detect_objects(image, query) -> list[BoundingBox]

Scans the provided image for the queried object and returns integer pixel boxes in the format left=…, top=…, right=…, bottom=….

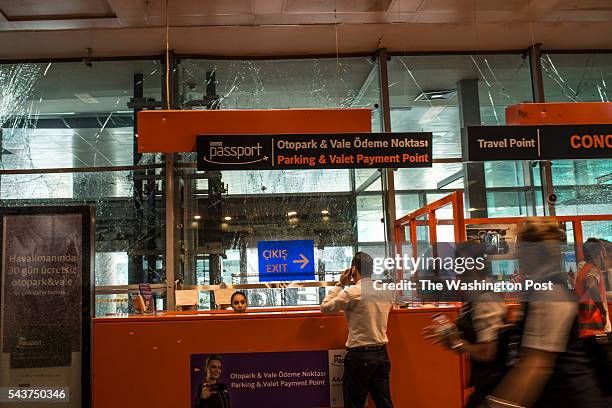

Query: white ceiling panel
left=0, top=0, right=610, bottom=58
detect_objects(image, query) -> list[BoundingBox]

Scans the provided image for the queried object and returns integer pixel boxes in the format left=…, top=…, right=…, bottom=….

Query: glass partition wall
left=2, top=51, right=611, bottom=312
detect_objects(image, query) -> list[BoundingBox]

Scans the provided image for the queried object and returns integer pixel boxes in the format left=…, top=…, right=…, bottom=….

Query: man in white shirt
left=320, top=252, right=394, bottom=408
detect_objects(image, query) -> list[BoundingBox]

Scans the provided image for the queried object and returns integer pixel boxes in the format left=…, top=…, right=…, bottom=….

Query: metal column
left=377, top=48, right=397, bottom=258
left=458, top=79, right=488, bottom=219
left=529, top=44, right=556, bottom=216
left=164, top=153, right=176, bottom=309
left=129, top=73, right=146, bottom=283
left=163, top=51, right=179, bottom=310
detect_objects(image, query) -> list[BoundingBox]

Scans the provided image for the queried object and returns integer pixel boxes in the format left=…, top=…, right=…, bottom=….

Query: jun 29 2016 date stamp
left=0, top=387, right=69, bottom=403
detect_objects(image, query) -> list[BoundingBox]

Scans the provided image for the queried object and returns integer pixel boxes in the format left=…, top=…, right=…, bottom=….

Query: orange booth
left=93, top=307, right=465, bottom=408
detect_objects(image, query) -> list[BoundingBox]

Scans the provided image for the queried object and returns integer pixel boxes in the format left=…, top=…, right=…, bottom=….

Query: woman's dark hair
left=351, top=252, right=373, bottom=278
left=230, top=291, right=247, bottom=304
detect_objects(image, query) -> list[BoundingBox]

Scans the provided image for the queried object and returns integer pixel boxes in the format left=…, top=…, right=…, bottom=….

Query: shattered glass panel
left=541, top=53, right=612, bottom=102
left=179, top=58, right=380, bottom=111
left=221, top=169, right=350, bottom=194
left=551, top=159, right=612, bottom=216
left=0, top=60, right=165, bottom=310
left=181, top=167, right=359, bottom=299
left=0, top=168, right=166, bottom=297
left=177, top=58, right=382, bottom=308
left=388, top=54, right=534, bottom=216
left=0, top=60, right=163, bottom=169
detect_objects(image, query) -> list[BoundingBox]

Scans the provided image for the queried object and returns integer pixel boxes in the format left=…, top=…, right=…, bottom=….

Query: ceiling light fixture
left=287, top=211, right=297, bottom=217
left=194, top=215, right=202, bottom=220
left=414, top=90, right=457, bottom=102
left=321, top=210, right=329, bottom=215
left=224, top=216, right=232, bottom=221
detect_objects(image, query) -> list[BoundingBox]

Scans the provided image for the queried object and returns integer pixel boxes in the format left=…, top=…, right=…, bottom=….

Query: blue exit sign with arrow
left=257, top=240, right=315, bottom=281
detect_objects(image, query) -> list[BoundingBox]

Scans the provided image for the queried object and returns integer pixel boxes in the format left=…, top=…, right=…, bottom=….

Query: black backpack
left=455, top=301, right=524, bottom=388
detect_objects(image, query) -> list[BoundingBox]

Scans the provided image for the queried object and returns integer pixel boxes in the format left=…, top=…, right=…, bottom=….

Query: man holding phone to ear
left=320, top=252, right=394, bottom=408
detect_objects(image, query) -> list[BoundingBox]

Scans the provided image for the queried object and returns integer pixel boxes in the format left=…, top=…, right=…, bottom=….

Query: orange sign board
left=137, top=109, right=372, bottom=153
left=506, top=102, right=612, bottom=125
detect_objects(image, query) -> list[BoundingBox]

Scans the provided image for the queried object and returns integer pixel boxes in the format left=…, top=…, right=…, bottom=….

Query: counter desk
left=93, top=306, right=465, bottom=408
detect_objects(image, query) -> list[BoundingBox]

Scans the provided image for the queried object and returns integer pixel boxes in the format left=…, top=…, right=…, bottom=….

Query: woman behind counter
left=230, top=291, right=248, bottom=313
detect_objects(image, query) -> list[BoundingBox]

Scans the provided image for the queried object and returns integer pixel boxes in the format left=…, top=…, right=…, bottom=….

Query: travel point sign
left=257, top=240, right=315, bottom=281
left=196, top=132, right=432, bottom=171
left=467, top=124, right=612, bottom=161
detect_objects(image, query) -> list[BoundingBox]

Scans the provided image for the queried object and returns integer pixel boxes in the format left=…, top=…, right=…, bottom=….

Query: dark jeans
left=343, top=348, right=393, bottom=408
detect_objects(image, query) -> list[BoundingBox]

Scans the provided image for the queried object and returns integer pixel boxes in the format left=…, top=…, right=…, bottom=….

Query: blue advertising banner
left=191, top=350, right=346, bottom=408
left=257, top=239, right=315, bottom=281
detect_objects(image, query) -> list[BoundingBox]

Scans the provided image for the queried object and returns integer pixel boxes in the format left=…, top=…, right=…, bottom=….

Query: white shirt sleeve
left=320, top=286, right=353, bottom=313
left=521, top=300, right=577, bottom=353
left=472, top=301, right=507, bottom=343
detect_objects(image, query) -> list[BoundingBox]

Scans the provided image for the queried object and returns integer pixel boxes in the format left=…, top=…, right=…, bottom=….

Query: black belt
left=346, top=344, right=386, bottom=352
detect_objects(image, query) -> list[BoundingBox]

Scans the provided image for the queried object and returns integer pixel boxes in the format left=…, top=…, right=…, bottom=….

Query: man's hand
left=338, top=267, right=353, bottom=287
left=421, top=324, right=444, bottom=345
left=200, top=383, right=213, bottom=400
left=421, top=323, right=461, bottom=349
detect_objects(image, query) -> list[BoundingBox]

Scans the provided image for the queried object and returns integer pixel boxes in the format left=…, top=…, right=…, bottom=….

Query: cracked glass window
left=177, top=58, right=382, bottom=309
left=550, top=159, right=612, bottom=217
left=1, top=61, right=162, bottom=169
left=541, top=53, right=612, bottom=103
left=388, top=54, right=536, bottom=217
left=0, top=61, right=165, bottom=316
left=541, top=53, right=612, bottom=219
left=0, top=168, right=166, bottom=316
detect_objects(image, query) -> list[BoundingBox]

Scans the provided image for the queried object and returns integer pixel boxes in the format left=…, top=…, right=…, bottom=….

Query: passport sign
left=257, top=240, right=315, bottom=281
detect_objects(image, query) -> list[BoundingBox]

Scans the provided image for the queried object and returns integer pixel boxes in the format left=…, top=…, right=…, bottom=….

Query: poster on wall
left=190, top=350, right=346, bottom=408
left=0, top=207, right=92, bottom=407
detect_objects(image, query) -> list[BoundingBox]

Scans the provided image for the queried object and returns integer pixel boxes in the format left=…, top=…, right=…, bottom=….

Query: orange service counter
left=93, top=307, right=464, bottom=408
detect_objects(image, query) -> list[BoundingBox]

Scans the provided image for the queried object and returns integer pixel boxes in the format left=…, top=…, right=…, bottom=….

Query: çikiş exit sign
left=257, top=240, right=315, bottom=281
left=467, top=124, right=612, bottom=161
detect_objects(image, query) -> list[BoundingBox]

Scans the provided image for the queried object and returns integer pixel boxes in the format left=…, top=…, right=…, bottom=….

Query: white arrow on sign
left=292, top=253, right=310, bottom=269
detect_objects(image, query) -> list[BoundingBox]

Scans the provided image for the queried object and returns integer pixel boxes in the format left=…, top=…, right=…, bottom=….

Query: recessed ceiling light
left=287, top=211, right=297, bottom=217
left=194, top=215, right=202, bottom=220
left=224, top=216, right=232, bottom=221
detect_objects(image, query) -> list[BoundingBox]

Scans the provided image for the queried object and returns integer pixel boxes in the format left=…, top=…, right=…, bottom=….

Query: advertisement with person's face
left=191, top=350, right=346, bottom=408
